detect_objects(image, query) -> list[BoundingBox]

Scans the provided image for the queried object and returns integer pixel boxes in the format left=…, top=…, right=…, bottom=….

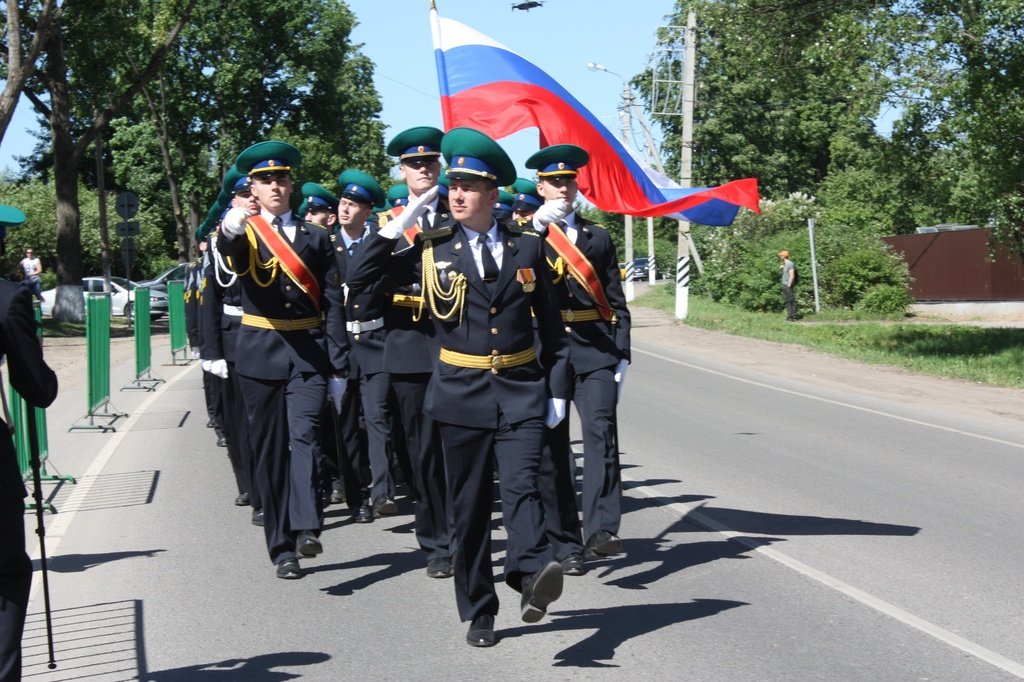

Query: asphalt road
left=19, top=309, right=1024, bottom=680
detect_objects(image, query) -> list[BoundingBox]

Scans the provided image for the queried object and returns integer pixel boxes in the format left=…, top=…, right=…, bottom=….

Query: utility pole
left=96, top=134, right=112, bottom=294
left=675, top=9, right=696, bottom=319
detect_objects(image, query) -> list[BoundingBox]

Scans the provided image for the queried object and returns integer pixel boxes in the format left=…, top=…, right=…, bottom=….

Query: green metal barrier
left=167, top=280, right=189, bottom=364
left=10, top=302, right=76, bottom=512
left=70, top=294, right=126, bottom=432
left=122, top=287, right=164, bottom=391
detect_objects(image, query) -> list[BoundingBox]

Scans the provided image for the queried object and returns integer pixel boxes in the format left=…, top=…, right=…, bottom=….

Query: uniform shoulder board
left=434, top=212, right=455, bottom=228
left=378, top=209, right=394, bottom=228
left=576, top=215, right=603, bottom=233
left=420, top=225, right=453, bottom=240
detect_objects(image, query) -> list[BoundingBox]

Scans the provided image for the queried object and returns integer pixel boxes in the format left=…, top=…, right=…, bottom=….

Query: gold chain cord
left=245, top=225, right=280, bottom=288
left=421, top=242, right=467, bottom=324
left=546, top=255, right=566, bottom=284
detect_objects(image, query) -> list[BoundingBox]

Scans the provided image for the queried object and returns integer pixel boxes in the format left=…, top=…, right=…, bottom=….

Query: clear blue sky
left=0, top=0, right=678, bottom=180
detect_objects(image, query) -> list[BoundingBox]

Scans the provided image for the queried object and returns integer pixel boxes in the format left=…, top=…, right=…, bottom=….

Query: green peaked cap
left=337, top=169, right=385, bottom=208
left=300, top=182, right=340, bottom=212
left=441, top=127, right=516, bottom=186
left=525, top=144, right=589, bottom=177
left=0, top=205, right=27, bottom=226
left=235, top=140, right=301, bottom=175
left=387, top=126, right=444, bottom=159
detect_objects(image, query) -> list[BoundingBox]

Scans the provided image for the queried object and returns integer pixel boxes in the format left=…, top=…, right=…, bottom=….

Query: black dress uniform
left=219, top=141, right=346, bottom=578
left=0, top=281, right=58, bottom=681
left=201, top=229, right=261, bottom=512
left=526, top=145, right=631, bottom=562
left=349, top=128, right=571, bottom=646
left=382, top=127, right=453, bottom=575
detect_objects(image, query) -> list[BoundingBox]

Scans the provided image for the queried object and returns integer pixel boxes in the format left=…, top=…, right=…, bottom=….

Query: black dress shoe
left=329, top=479, right=346, bottom=505
left=296, top=531, right=323, bottom=558
left=251, top=509, right=264, bottom=527
left=206, top=419, right=215, bottom=428
left=216, top=435, right=228, bottom=447
left=583, top=531, right=622, bottom=561
left=426, top=556, right=453, bottom=579
left=520, top=561, right=563, bottom=623
left=373, top=496, right=397, bottom=516
left=466, top=614, right=496, bottom=647
left=560, top=553, right=586, bottom=576
left=275, top=558, right=302, bottom=580
left=234, top=492, right=250, bottom=507
left=354, top=503, right=373, bottom=524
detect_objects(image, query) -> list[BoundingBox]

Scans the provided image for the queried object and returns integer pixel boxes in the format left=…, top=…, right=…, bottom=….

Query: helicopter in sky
left=511, top=1, right=544, bottom=11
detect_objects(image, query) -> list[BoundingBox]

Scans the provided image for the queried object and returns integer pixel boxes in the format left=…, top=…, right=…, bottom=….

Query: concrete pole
left=620, top=81, right=636, bottom=302
left=675, top=9, right=696, bottom=319
left=647, top=216, right=656, bottom=283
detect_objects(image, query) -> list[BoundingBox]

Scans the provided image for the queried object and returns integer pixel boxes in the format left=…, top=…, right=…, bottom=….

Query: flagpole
left=429, top=1, right=454, bottom=129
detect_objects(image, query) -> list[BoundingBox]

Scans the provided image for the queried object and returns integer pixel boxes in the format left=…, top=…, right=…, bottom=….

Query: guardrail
left=122, top=287, right=164, bottom=391
left=70, top=294, right=127, bottom=432
left=166, top=280, right=190, bottom=365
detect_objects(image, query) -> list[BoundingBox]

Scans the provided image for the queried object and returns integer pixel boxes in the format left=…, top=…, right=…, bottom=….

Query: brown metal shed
left=882, top=227, right=1024, bottom=301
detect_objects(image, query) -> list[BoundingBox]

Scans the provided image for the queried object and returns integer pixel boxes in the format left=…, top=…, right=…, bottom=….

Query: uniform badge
left=517, top=268, right=536, bottom=293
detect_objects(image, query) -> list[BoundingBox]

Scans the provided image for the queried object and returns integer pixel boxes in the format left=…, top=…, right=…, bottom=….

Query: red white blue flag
left=430, top=9, right=760, bottom=225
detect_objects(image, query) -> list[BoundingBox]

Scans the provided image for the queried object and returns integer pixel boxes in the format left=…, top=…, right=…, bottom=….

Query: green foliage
left=856, top=284, right=914, bottom=315
left=0, top=180, right=177, bottom=280
left=690, top=193, right=912, bottom=313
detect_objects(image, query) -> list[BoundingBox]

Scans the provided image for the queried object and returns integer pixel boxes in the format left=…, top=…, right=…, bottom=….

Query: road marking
left=632, top=346, right=1024, bottom=450
left=27, top=364, right=198, bottom=594
left=624, top=477, right=1024, bottom=679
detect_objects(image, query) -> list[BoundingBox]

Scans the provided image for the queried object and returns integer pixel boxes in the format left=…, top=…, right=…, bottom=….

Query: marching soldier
left=202, top=169, right=264, bottom=524
left=509, top=177, right=542, bottom=225
left=348, top=127, right=571, bottom=647
left=380, top=127, right=454, bottom=579
left=527, top=144, right=631, bottom=567
left=492, top=190, right=515, bottom=227
left=1, top=257, right=58, bottom=682
left=219, top=141, right=346, bottom=580
left=188, top=235, right=226, bottom=447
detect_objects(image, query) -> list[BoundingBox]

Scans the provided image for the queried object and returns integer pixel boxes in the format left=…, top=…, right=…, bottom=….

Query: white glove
left=378, top=185, right=439, bottom=240
left=201, top=359, right=212, bottom=373
left=327, top=376, right=346, bottom=414
left=544, top=398, right=567, bottom=429
left=209, top=359, right=229, bottom=379
left=190, top=347, right=201, bottom=360
left=614, top=359, right=629, bottom=401
left=531, top=199, right=571, bottom=234
left=221, top=206, right=253, bottom=237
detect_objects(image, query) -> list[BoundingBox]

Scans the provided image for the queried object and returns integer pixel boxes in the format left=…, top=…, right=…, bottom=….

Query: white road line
left=625, top=478, right=1024, bottom=679
left=27, top=364, right=198, bottom=596
left=632, top=346, right=1024, bottom=450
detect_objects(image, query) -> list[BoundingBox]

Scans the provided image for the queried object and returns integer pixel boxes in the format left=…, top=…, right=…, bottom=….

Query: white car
left=40, top=277, right=131, bottom=317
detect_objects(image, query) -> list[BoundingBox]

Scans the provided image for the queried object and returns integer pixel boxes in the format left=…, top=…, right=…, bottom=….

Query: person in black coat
left=0, top=280, right=58, bottom=681
left=527, top=144, right=632, bottom=571
left=348, top=128, right=571, bottom=648
left=218, top=142, right=346, bottom=580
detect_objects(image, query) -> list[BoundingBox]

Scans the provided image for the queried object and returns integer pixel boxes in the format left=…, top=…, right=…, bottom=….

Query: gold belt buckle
left=490, top=352, right=504, bottom=374
left=565, top=310, right=575, bottom=322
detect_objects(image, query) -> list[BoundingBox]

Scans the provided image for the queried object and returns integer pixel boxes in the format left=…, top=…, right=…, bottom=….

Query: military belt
left=391, top=294, right=423, bottom=309
left=346, top=317, right=384, bottom=334
left=439, top=347, right=536, bottom=375
left=241, top=314, right=320, bottom=331
left=223, top=304, right=243, bottom=317
left=561, top=308, right=602, bottom=323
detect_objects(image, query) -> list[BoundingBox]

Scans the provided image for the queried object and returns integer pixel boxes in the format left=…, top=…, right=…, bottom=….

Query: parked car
left=137, top=262, right=190, bottom=294
left=632, top=257, right=650, bottom=280
left=39, top=277, right=166, bottom=319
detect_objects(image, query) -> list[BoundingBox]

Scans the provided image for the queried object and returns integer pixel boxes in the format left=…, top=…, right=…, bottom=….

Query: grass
left=634, top=284, right=1024, bottom=388
left=41, top=316, right=136, bottom=338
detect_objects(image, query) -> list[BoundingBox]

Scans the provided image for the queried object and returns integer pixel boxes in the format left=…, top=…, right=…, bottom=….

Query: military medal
left=517, top=267, right=536, bottom=293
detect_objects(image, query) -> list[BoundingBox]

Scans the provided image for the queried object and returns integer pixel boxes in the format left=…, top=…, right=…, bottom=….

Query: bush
left=855, top=284, right=913, bottom=315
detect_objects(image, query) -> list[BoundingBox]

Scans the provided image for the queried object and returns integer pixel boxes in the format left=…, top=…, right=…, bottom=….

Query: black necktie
left=348, top=239, right=359, bottom=256
left=478, top=234, right=499, bottom=287
left=272, top=216, right=285, bottom=240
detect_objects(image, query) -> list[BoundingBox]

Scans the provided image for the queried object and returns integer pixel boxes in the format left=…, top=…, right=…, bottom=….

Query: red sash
left=545, top=225, right=614, bottom=322
left=247, top=215, right=322, bottom=312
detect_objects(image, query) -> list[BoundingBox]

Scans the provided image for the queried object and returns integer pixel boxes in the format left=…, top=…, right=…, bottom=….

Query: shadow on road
left=145, top=651, right=330, bottom=681
left=502, top=599, right=746, bottom=667
left=40, top=549, right=167, bottom=573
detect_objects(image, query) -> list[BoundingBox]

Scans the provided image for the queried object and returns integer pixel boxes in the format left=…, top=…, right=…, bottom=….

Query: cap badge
left=558, top=162, right=565, bottom=170
left=269, top=159, right=277, bottom=167
left=457, top=157, right=465, bottom=166
left=417, top=145, right=425, bottom=153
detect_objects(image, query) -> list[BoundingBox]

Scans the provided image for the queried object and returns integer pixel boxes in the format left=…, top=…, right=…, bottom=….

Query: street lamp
left=587, top=61, right=659, bottom=288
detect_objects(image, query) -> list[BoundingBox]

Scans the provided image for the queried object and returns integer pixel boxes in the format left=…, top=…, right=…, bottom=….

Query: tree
left=20, top=0, right=198, bottom=321
left=0, top=0, right=57, bottom=143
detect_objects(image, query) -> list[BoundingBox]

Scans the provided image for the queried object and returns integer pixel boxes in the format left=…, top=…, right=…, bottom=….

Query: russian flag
left=430, top=9, right=760, bottom=225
